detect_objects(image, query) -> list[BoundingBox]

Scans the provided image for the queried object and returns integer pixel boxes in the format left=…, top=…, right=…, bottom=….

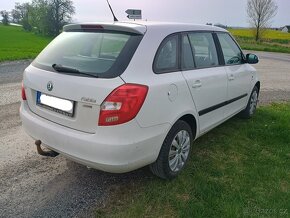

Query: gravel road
left=0, top=60, right=151, bottom=217
left=0, top=51, right=289, bottom=217
left=246, top=50, right=290, bottom=104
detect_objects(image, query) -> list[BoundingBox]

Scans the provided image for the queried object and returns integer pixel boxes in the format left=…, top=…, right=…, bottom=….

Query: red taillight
left=98, top=84, right=148, bottom=126
left=21, top=82, right=27, bottom=100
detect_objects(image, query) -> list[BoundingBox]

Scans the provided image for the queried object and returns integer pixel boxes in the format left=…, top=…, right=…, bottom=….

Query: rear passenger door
left=181, top=32, right=228, bottom=133
left=216, top=33, right=252, bottom=118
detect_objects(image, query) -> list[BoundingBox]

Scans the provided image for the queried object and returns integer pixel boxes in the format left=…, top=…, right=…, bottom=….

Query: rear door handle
left=192, top=80, right=202, bottom=88
left=228, top=74, right=235, bottom=81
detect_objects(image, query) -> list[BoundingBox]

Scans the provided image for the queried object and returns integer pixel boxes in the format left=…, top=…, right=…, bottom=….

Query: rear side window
left=32, top=31, right=142, bottom=78
left=217, top=33, right=243, bottom=65
left=154, top=35, right=178, bottom=73
left=188, top=32, right=219, bottom=68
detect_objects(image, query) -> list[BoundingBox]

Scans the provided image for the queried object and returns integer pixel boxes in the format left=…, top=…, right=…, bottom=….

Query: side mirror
left=246, top=53, right=259, bottom=64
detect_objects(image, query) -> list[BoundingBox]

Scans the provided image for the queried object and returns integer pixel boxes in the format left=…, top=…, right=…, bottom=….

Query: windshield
left=32, top=31, right=143, bottom=78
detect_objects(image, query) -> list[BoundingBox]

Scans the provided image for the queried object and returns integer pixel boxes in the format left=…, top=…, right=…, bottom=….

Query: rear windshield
left=32, top=31, right=143, bottom=78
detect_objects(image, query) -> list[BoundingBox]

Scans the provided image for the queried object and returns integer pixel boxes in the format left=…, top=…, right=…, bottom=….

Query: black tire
left=239, top=86, right=259, bottom=119
left=150, top=120, right=193, bottom=179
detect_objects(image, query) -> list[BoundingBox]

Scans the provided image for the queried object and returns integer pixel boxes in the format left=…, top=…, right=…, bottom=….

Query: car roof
left=63, top=21, right=228, bottom=35
left=130, top=21, right=227, bottom=32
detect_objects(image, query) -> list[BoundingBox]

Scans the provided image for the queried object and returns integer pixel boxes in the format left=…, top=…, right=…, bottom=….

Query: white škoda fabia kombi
left=20, top=22, right=260, bottom=179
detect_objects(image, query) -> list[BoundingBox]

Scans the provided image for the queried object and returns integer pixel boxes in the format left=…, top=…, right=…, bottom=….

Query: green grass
left=236, top=37, right=290, bottom=53
left=229, top=28, right=290, bottom=53
left=96, top=103, right=290, bottom=217
left=0, top=24, right=52, bottom=62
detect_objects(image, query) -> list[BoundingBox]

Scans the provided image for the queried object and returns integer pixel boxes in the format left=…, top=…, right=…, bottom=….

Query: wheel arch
left=178, top=114, right=198, bottom=140
left=255, top=81, right=260, bottom=94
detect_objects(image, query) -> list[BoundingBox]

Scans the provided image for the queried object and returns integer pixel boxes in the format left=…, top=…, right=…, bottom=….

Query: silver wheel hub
left=250, top=91, right=258, bottom=115
left=168, top=130, right=190, bottom=172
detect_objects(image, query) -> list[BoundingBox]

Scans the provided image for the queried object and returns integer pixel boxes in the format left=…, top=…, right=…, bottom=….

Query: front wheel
left=239, top=86, right=259, bottom=119
left=150, top=120, right=193, bottom=179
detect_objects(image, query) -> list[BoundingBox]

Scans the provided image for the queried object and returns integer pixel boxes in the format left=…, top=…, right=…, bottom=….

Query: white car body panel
left=182, top=67, right=228, bottom=133
left=21, top=102, right=170, bottom=172
left=224, top=64, right=253, bottom=117
left=23, top=65, right=124, bottom=133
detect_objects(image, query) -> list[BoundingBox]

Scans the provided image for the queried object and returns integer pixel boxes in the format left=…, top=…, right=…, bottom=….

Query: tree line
left=0, top=0, right=75, bottom=37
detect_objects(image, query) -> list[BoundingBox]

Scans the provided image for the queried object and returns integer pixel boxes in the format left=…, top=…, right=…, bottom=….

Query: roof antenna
left=106, top=0, right=118, bottom=22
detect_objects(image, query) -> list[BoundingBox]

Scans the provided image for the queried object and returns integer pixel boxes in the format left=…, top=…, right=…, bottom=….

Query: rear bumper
left=20, top=102, right=170, bottom=173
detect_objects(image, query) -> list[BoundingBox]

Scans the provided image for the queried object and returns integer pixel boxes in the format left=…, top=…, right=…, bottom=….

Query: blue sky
left=1, top=0, right=290, bottom=27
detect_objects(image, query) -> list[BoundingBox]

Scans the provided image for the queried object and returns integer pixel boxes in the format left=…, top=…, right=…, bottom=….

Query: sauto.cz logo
left=47, top=81, right=53, bottom=91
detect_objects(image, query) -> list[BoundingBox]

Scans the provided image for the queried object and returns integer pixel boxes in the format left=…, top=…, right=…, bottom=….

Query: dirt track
left=0, top=51, right=289, bottom=217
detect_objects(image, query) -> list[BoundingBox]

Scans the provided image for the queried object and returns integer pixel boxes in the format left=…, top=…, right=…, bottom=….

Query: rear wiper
left=52, top=64, right=99, bottom=78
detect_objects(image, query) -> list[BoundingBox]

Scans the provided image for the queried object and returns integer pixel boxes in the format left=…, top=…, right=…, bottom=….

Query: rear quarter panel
left=121, top=25, right=199, bottom=134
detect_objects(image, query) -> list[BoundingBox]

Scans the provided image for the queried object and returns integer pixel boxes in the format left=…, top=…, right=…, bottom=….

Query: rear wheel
left=150, top=120, right=193, bottom=179
left=239, top=86, right=259, bottom=119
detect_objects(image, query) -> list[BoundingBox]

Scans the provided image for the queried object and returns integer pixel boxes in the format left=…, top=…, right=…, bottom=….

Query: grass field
left=96, top=103, right=290, bottom=217
left=0, top=24, right=52, bottom=62
left=229, top=28, right=290, bottom=53
left=230, top=29, right=290, bottom=40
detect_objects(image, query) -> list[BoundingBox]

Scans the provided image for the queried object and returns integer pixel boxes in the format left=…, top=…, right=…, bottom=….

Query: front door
left=216, top=33, right=253, bottom=118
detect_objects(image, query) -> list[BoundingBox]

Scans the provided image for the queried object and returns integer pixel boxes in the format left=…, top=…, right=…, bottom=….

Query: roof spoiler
left=63, top=23, right=146, bottom=35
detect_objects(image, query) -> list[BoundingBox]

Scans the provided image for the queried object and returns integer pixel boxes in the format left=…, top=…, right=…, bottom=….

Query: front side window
left=154, top=35, right=178, bottom=73
left=32, top=31, right=142, bottom=78
left=188, top=32, right=219, bottom=68
left=217, top=33, right=243, bottom=65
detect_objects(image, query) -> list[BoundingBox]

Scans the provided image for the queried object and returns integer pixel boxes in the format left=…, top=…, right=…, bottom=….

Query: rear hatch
left=23, top=23, right=145, bottom=133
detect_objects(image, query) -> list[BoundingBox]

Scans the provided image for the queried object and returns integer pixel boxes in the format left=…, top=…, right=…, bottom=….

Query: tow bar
left=35, top=140, right=59, bottom=157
